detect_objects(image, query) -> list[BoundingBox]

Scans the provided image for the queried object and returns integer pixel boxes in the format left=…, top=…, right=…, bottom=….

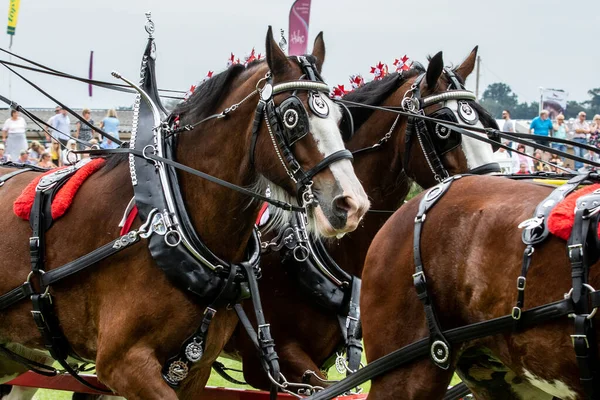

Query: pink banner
left=288, top=0, right=311, bottom=56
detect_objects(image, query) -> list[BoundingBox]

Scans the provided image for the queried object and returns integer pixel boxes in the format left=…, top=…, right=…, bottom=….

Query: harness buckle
left=511, top=307, right=522, bottom=320
left=412, top=271, right=426, bottom=283
left=571, top=334, right=590, bottom=348
left=568, top=244, right=583, bottom=260
left=29, top=236, right=40, bottom=250
left=517, top=276, right=526, bottom=291
left=30, top=310, right=45, bottom=324
left=414, top=214, right=426, bottom=223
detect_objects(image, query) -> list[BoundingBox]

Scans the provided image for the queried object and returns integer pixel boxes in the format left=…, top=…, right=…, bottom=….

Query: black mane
left=174, top=64, right=248, bottom=125
left=343, top=66, right=424, bottom=133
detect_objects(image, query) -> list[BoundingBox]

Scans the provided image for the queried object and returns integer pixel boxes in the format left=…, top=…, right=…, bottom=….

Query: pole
left=475, top=55, right=481, bottom=100
left=539, top=87, right=544, bottom=114
left=8, top=36, right=13, bottom=100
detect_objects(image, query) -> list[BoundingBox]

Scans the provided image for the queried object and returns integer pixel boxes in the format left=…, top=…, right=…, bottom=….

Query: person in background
left=584, top=148, right=600, bottom=171
left=589, top=114, right=600, bottom=148
left=81, top=138, right=99, bottom=159
left=62, top=139, right=80, bottom=165
left=17, top=150, right=32, bottom=165
left=502, top=110, right=515, bottom=133
left=515, top=143, right=534, bottom=172
left=37, top=152, right=56, bottom=169
left=47, top=106, right=71, bottom=146
left=493, top=142, right=519, bottom=173
left=516, top=162, right=530, bottom=175
left=2, top=109, right=28, bottom=161
left=533, top=149, right=550, bottom=172
left=529, top=110, right=553, bottom=145
left=99, top=109, right=120, bottom=149
left=27, top=140, right=44, bottom=165
left=0, top=143, right=11, bottom=163
left=549, top=153, right=563, bottom=168
left=572, top=111, right=590, bottom=170
left=45, top=106, right=61, bottom=142
left=47, top=140, right=62, bottom=167
left=552, top=114, right=568, bottom=159
left=75, top=108, right=95, bottom=150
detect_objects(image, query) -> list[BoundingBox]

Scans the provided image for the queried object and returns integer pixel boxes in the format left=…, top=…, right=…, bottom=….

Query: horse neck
left=347, top=91, right=413, bottom=211
left=333, top=94, right=413, bottom=277
left=174, top=99, right=259, bottom=263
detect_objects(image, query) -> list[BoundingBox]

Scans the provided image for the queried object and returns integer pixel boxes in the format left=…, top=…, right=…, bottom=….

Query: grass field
left=31, top=351, right=463, bottom=399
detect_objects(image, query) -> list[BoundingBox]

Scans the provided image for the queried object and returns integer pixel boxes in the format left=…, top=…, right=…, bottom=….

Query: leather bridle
left=402, top=68, right=500, bottom=182
left=250, top=56, right=353, bottom=207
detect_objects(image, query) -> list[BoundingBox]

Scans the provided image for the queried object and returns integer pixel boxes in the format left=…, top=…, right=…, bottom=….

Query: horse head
left=175, top=27, right=368, bottom=241
left=402, top=47, right=499, bottom=187
left=252, top=28, right=369, bottom=237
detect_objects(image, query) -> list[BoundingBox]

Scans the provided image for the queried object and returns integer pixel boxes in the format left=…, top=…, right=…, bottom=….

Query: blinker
left=276, top=95, right=310, bottom=146
left=309, top=92, right=329, bottom=118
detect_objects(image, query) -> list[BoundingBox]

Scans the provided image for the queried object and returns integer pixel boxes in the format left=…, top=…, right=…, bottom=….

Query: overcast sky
left=1, top=0, right=598, bottom=109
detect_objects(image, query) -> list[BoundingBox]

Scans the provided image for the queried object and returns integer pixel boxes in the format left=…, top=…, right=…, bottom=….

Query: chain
left=264, top=111, right=297, bottom=183
left=415, top=123, right=442, bottom=182
left=220, top=90, right=259, bottom=117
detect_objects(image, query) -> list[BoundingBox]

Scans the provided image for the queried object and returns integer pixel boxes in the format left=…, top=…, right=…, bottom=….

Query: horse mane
left=102, top=64, right=252, bottom=173
left=344, top=66, right=424, bottom=133
left=174, top=64, right=248, bottom=125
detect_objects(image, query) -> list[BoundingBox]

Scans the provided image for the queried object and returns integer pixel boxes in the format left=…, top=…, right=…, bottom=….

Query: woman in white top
left=2, top=110, right=27, bottom=161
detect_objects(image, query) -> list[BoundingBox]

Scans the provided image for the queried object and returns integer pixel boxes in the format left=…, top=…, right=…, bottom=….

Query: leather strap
left=0, top=167, right=33, bottom=187
left=413, top=176, right=459, bottom=370
left=307, top=298, right=578, bottom=400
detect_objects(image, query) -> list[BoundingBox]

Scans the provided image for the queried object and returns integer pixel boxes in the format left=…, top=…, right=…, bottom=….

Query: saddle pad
left=13, top=158, right=106, bottom=221
left=548, top=183, right=600, bottom=241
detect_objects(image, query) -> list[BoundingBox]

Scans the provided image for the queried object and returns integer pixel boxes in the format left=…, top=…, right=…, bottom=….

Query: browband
left=272, top=81, right=330, bottom=95
left=422, top=90, right=476, bottom=107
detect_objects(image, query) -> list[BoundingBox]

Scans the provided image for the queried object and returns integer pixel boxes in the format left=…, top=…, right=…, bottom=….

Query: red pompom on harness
left=13, top=158, right=106, bottom=221
left=548, top=183, right=600, bottom=240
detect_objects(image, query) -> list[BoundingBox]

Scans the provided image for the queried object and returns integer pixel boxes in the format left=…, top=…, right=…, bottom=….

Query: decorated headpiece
left=227, top=53, right=241, bottom=68
left=393, top=55, right=412, bottom=72
left=331, top=85, right=349, bottom=100
left=370, top=62, right=388, bottom=81
left=349, top=74, right=365, bottom=90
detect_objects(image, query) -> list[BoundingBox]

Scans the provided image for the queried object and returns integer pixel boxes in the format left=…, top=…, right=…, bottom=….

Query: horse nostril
left=333, top=195, right=355, bottom=216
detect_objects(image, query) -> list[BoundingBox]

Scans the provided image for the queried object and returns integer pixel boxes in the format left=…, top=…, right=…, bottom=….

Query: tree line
left=479, top=83, right=600, bottom=120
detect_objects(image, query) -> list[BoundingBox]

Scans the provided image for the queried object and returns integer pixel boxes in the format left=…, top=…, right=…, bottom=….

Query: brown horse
left=227, top=47, right=500, bottom=391
left=361, top=175, right=599, bottom=399
left=0, top=28, right=369, bottom=400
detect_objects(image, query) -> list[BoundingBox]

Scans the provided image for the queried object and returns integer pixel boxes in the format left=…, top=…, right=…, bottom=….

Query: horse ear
left=455, top=46, right=478, bottom=82
left=311, top=32, right=325, bottom=72
left=426, top=51, right=444, bottom=89
left=265, top=26, right=290, bottom=75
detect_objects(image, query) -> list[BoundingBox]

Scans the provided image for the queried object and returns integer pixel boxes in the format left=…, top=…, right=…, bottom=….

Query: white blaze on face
left=307, top=95, right=369, bottom=232
left=447, top=100, right=496, bottom=170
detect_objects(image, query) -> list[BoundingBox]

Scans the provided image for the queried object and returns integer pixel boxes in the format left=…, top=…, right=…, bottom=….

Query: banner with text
left=541, top=89, right=568, bottom=120
left=288, top=0, right=311, bottom=56
left=6, top=0, right=20, bottom=35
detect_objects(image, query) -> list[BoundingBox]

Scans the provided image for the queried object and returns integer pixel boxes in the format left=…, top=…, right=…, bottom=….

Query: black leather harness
left=307, top=176, right=600, bottom=400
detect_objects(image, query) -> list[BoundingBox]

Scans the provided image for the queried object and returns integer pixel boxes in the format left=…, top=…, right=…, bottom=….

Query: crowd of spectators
left=1, top=107, right=120, bottom=170
left=494, top=109, right=600, bottom=174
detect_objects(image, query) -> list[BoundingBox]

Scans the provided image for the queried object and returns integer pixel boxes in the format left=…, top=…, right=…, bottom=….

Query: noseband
left=402, top=68, right=500, bottom=182
left=250, top=56, right=353, bottom=207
